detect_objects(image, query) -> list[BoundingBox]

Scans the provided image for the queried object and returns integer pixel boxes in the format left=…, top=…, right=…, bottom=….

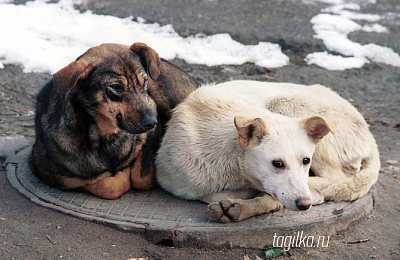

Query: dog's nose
left=141, top=114, right=157, bottom=130
left=295, top=198, right=311, bottom=211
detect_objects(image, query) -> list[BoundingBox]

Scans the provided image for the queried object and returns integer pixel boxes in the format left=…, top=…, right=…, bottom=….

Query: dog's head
left=52, top=42, right=161, bottom=135
left=234, top=115, right=336, bottom=211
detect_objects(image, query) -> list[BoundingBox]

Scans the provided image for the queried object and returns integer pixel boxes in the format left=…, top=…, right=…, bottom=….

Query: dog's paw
left=311, top=189, right=325, bottom=205
left=270, top=199, right=284, bottom=212
left=207, top=199, right=242, bottom=223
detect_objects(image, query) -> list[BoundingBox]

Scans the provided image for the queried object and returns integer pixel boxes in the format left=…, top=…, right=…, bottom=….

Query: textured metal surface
left=3, top=136, right=375, bottom=249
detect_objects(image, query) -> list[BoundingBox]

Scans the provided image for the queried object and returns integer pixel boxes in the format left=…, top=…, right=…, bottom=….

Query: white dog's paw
left=311, top=189, right=325, bottom=205
left=207, top=197, right=282, bottom=223
left=208, top=200, right=241, bottom=223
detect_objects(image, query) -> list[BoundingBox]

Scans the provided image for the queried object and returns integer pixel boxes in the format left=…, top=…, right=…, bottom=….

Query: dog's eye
left=106, top=84, right=124, bottom=101
left=111, top=84, right=124, bottom=93
left=303, top=158, right=311, bottom=165
left=272, top=160, right=285, bottom=168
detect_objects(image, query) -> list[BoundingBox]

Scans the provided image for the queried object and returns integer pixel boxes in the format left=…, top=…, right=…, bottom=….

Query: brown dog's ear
left=234, top=116, right=268, bottom=148
left=302, top=116, right=337, bottom=143
left=130, top=42, right=161, bottom=81
left=53, top=60, right=93, bottom=95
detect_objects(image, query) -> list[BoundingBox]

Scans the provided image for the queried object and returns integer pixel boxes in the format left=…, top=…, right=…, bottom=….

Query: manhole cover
left=2, top=136, right=375, bottom=249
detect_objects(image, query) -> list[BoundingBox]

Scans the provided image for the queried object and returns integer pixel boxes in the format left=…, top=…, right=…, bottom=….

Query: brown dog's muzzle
left=116, top=95, right=157, bottom=134
left=117, top=110, right=157, bottom=134
left=140, top=113, right=158, bottom=130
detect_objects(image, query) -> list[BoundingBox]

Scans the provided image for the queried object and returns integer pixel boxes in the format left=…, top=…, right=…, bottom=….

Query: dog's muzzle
left=141, top=114, right=157, bottom=131
left=116, top=112, right=157, bottom=134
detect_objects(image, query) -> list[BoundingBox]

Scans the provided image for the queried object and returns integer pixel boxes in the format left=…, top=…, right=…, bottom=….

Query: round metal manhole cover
left=3, top=137, right=375, bottom=249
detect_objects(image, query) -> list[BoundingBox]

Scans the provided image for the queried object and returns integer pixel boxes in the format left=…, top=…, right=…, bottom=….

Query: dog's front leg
left=82, top=167, right=131, bottom=199
left=204, top=191, right=283, bottom=223
left=130, top=149, right=156, bottom=190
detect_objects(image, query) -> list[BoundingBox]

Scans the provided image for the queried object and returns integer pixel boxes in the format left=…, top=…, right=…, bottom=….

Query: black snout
left=295, top=198, right=311, bottom=211
left=116, top=113, right=123, bottom=123
left=141, top=114, right=157, bottom=130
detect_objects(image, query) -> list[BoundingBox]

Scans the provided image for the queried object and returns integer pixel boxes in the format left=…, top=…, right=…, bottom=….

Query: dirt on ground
left=1, top=55, right=399, bottom=259
left=0, top=0, right=399, bottom=259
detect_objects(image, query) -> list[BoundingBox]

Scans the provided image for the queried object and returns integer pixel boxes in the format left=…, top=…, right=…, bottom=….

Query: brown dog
left=30, top=42, right=198, bottom=199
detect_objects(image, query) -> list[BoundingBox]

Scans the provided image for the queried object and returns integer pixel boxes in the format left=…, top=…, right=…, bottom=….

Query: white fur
left=156, top=80, right=380, bottom=221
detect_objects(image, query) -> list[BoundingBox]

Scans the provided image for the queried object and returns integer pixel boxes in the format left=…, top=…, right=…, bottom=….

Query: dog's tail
left=324, top=143, right=380, bottom=202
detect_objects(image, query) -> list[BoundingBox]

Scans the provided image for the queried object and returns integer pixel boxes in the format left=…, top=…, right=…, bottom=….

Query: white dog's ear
left=234, top=116, right=268, bottom=148
left=302, top=116, right=337, bottom=143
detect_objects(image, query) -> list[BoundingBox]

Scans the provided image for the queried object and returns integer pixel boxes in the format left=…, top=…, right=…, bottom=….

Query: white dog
left=156, top=80, right=380, bottom=222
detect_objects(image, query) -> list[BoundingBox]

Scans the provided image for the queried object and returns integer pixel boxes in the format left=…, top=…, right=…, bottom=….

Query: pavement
left=0, top=0, right=399, bottom=259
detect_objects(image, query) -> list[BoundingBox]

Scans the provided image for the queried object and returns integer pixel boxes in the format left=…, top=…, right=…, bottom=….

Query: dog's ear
left=302, top=116, right=337, bottom=143
left=130, top=42, right=161, bottom=81
left=234, top=116, right=268, bottom=148
left=53, top=60, right=93, bottom=95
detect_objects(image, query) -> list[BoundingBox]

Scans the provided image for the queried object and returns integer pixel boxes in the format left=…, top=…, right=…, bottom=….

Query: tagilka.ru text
left=273, top=231, right=330, bottom=251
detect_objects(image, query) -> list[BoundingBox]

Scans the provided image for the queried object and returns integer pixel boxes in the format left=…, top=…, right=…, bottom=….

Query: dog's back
left=156, top=84, right=256, bottom=199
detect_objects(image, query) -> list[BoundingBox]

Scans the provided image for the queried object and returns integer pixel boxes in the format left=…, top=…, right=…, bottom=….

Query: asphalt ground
left=0, top=0, right=399, bottom=259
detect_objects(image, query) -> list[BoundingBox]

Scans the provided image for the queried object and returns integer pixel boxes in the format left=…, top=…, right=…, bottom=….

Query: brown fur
left=31, top=42, right=198, bottom=199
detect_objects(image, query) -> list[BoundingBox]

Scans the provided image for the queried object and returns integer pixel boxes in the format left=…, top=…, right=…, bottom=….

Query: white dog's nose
left=295, top=198, right=311, bottom=210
